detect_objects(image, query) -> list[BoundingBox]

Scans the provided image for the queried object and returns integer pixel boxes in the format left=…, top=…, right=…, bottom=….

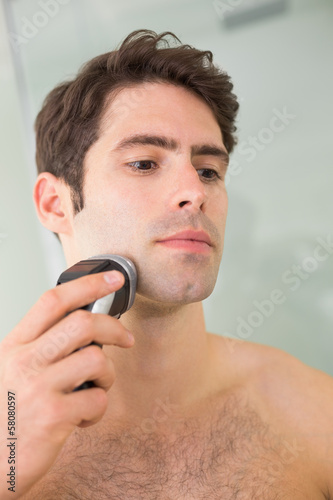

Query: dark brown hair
left=35, top=29, right=239, bottom=239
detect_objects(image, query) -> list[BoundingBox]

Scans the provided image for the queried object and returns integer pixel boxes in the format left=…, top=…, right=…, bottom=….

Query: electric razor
left=56, top=254, right=137, bottom=390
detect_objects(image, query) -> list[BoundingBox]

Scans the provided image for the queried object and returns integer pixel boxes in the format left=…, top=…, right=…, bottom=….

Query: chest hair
left=30, top=390, right=311, bottom=500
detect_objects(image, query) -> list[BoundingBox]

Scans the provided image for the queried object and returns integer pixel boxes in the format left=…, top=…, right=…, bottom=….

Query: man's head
left=33, top=29, right=239, bottom=308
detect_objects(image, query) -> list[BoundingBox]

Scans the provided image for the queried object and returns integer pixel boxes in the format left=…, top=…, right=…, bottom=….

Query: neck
left=103, top=299, right=218, bottom=423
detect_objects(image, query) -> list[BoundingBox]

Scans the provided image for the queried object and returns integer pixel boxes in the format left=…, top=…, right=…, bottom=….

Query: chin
left=138, top=279, right=216, bottom=307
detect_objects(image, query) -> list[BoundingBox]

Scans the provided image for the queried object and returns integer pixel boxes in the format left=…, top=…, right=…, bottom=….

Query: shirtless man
left=1, top=29, right=332, bottom=499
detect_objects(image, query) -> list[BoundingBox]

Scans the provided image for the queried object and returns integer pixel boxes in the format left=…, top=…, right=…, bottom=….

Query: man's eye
left=197, top=169, right=221, bottom=181
left=127, top=160, right=158, bottom=172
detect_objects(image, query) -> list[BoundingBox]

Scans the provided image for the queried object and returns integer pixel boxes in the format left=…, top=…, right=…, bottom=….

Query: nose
left=168, top=161, right=207, bottom=213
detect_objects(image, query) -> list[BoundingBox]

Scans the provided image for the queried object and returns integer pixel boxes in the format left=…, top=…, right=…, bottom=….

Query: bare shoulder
left=211, top=333, right=333, bottom=498
left=243, top=339, right=333, bottom=432
left=254, top=341, right=333, bottom=498
left=210, top=333, right=333, bottom=418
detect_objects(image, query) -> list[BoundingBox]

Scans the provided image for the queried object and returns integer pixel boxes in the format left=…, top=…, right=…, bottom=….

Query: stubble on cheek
left=72, top=201, right=135, bottom=257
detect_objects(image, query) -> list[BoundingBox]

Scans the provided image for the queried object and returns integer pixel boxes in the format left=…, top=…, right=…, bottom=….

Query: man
left=1, top=29, right=332, bottom=499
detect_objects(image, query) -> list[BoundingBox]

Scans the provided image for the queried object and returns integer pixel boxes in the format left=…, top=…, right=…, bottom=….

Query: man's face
left=68, top=82, right=229, bottom=306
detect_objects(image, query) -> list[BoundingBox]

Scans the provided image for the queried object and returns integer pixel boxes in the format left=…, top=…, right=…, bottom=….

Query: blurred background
left=0, top=0, right=332, bottom=374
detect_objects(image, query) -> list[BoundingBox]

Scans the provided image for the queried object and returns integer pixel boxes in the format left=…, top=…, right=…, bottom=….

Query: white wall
left=1, top=0, right=332, bottom=375
left=0, top=1, right=65, bottom=339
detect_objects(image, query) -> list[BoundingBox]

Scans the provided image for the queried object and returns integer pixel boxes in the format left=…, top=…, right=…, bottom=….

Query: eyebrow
left=112, top=134, right=229, bottom=165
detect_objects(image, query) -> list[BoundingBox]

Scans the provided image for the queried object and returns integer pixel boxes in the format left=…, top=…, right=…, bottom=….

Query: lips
left=156, top=230, right=212, bottom=246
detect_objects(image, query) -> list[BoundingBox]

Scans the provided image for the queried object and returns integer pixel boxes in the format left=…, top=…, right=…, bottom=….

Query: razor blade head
left=57, top=254, right=137, bottom=318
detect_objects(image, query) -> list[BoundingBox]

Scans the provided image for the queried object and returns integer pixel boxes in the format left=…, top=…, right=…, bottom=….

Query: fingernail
left=103, top=271, right=123, bottom=285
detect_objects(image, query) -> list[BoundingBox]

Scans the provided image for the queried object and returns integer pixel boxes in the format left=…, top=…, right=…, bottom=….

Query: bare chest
left=28, top=393, right=323, bottom=499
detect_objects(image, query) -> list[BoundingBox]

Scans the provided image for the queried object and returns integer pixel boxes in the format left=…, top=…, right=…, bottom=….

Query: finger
left=30, top=309, right=134, bottom=367
left=12, top=270, right=125, bottom=344
left=45, top=344, right=116, bottom=393
left=63, top=387, right=109, bottom=427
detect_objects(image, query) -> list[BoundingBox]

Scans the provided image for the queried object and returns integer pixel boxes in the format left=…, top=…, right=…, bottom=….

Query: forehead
left=99, top=82, right=223, bottom=145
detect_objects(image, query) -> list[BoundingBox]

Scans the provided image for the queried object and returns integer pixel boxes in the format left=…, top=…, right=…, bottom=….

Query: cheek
left=74, top=183, right=154, bottom=252
left=209, top=189, right=228, bottom=221
left=107, top=184, right=155, bottom=226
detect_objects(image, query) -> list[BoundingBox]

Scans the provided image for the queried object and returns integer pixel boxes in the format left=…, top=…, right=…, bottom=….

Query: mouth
left=156, top=230, right=212, bottom=253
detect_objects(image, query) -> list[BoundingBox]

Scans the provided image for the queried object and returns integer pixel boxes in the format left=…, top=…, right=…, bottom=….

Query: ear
left=33, top=172, right=73, bottom=235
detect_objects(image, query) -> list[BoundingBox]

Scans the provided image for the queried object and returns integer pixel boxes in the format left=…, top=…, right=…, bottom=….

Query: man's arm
left=310, top=422, right=333, bottom=499
left=253, top=345, right=333, bottom=498
left=297, top=368, right=333, bottom=499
